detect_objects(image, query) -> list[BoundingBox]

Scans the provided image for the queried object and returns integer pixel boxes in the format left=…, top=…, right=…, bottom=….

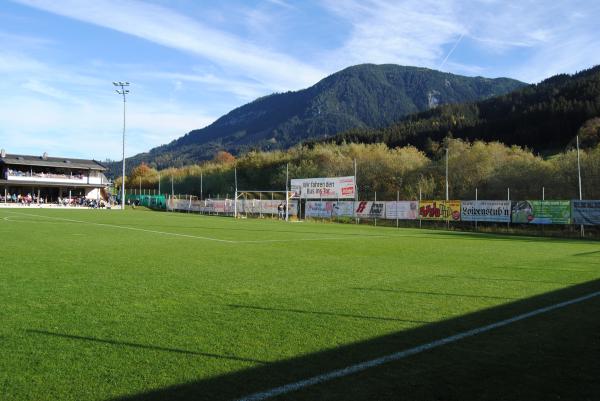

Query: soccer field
left=1, top=208, right=599, bottom=401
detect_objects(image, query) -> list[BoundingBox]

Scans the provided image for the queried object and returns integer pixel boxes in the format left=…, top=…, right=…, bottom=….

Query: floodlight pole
left=113, top=81, right=130, bottom=210
left=158, top=172, right=161, bottom=195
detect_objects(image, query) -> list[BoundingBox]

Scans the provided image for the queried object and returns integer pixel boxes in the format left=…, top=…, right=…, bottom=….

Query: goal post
left=233, top=190, right=295, bottom=220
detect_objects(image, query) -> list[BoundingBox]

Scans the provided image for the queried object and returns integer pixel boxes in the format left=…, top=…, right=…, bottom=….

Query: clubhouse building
left=0, top=149, right=110, bottom=204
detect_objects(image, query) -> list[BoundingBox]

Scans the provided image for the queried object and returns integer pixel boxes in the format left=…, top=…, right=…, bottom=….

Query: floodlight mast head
left=114, top=82, right=130, bottom=97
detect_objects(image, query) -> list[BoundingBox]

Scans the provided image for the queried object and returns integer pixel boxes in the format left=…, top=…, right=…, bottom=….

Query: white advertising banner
left=305, top=201, right=333, bottom=218
left=305, top=201, right=357, bottom=218
left=332, top=201, right=355, bottom=217
left=385, top=201, right=418, bottom=220
left=461, top=200, right=511, bottom=222
left=291, top=176, right=355, bottom=199
left=354, top=201, right=385, bottom=218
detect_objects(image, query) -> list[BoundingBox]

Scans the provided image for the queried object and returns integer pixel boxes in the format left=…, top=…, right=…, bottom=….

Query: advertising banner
left=332, top=201, right=355, bottom=217
left=305, top=201, right=333, bottom=218
left=355, top=201, right=385, bottom=218
left=572, top=200, right=600, bottom=225
left=385, top=201, right=418, bottom=220
left=511, top=200, right=571, bottom=224
left=306, top=201, right=355, bottom=218
left=418, top=200, right=461, bottom=221
left=290, top=176, right=355, bottom=199
left=461, top=200, right=511, bottom=222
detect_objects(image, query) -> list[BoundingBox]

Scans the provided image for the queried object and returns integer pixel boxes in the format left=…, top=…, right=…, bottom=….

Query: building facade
left=0, top=149, right=110, bottom=204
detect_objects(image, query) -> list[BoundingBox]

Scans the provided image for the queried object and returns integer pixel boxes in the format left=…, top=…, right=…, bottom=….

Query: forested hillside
left=115, top=64, right=523, bottom=173
left=319, top=66, right=600, bottom=153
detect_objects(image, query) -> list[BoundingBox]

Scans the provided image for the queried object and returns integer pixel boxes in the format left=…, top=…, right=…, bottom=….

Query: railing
left=6, top=172, right=106, bottom=185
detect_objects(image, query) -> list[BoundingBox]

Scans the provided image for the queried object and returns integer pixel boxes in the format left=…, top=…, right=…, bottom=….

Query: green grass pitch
left=1, top=208, right=599, bottom=401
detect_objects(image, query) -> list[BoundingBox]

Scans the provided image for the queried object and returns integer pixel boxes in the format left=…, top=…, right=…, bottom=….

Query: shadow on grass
left=573, top=250, right=600, bottom=257
left=105, top=279, right=600, bottom=401
left=226, top=304, right=429, bottom=324
left=27, top=330, right=267, bottom=365
left=488, top=265, right=595, bottom=272
left=350, top=287, right=515, bottom=300
left=406, top=228, right=600, bottom=244
left=435, top=274, right=578, bottom=286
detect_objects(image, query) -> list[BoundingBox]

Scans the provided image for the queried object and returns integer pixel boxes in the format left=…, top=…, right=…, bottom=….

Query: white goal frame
left=234, top=190, right=294, bottom=221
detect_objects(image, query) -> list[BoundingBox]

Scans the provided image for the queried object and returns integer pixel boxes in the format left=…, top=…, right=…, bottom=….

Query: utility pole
left=445, top=147, right=449, bottom=201
left=234, top=167, right=238, bottom=218
left=577, top=135, right=584, bottom=237
left=285, top=164, right=289, bottom=221
left=354, top=158, right=358, bottom=224
left=113, top=81, right=130, bottom=210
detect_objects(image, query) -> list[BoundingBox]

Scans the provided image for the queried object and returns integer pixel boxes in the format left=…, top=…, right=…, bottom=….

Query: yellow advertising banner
left=418, top=200, right=461, bottom=221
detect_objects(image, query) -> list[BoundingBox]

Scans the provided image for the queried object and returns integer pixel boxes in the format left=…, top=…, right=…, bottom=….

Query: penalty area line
left=236, top=290, right=600, bottom=401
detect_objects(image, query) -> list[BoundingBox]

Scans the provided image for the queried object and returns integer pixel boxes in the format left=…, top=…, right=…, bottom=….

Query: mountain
left=116, top=64, right=525, bottom=173
left=318, top=65, right=600, bottom=153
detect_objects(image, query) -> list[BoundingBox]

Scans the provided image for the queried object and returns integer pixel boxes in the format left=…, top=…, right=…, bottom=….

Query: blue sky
left=1, top=0, right=600, bottom=161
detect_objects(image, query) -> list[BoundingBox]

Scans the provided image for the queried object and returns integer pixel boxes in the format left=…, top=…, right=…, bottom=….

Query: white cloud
left=143, top=71, right=268, bottom=101
left=21, top=79, right=80, bottom=102
left=322, top=0, right=600, bottom=82
left=0, top=94, right=215, bottom=160
left=0, top=48, right=217, bottom=160
left=322, top=0, right=465, bottom=69
left=0, top=50, right=46, bottom=73
left=460, top=0, right=600, bottom=81
left=13, top=0, right=327, bottom=91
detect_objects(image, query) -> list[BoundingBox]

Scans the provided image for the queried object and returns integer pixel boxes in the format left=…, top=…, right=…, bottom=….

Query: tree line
left=117, top=139, right=600, bottom=201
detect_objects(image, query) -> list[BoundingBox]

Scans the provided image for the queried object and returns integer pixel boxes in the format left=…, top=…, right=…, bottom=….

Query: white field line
left=236, top=290, right=600, bottom=401
left=1, top=212, right=386, bottom=244
left=236, top=235, right=388, bottom=244
left=3, top=212, right=235, bottom=243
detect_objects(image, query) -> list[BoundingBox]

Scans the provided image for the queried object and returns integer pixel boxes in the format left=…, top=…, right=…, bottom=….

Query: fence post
left=475, top=187, right=478, bottom=231
left=396, top=190, right=399, bottom=228
left=507, top=187, right=510, bottom=230
left=354, top=158, right=358, bottom=225
left=419, top=187, right=422, bottom=229
left=577, top=136, right=584, bottom=238
left=374, top=191, right=377, bottom=227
